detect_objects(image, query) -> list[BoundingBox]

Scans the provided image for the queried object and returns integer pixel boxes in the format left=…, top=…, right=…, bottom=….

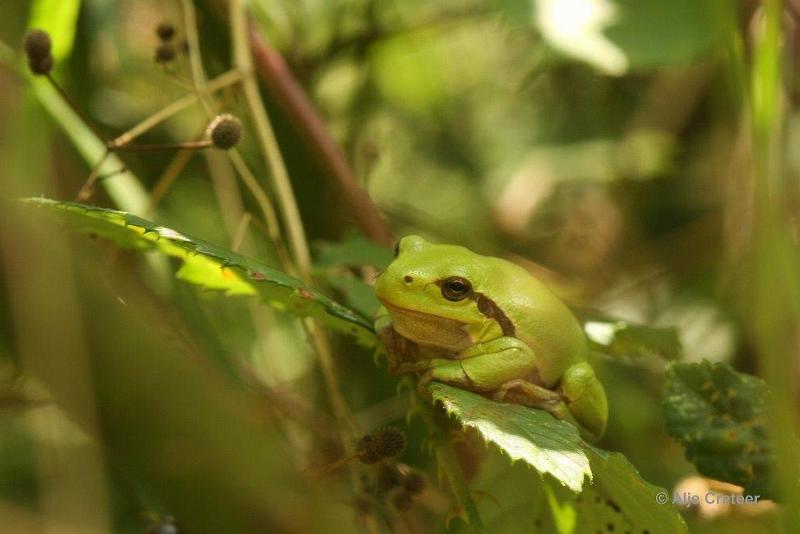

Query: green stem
left=229, top=0, right=312, bottom=276
left=750, top=1, right=800, bottom=529
left=418, top=393, right=484, bottom=532
left=228, top=0, right=361, bottom=486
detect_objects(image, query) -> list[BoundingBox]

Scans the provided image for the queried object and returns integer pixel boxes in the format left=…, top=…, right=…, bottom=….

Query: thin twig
left=111, top=140, right=212, bottom=152
left=230, top=0, right=361, bottom=476
left=181, top=0, right=214, bottom=116
left=108, top=69, right=242, bottom=148
left=231, top=1, right=312, bottom=276
left=181, top=0, right=291, bottom=272
left=226, top=150, right=294, bottom=273
left=75, top=150, right=110, bottom=202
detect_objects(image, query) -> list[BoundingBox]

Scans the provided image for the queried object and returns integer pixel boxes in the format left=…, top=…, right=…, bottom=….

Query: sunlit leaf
left=429, top=383, right=688, bottom=531
left=429, top=382, right=591, bottom=492
left=579, top=310, right=682, bottom=361
left=495, top=0, right=717, bottom=74
left=663, top=360, right=777, bottom=497
left=578, top=447, right=689, bottom=534
left=24, top=198, right=378, bottom=348
left=27, top=0, right=81, bottom=61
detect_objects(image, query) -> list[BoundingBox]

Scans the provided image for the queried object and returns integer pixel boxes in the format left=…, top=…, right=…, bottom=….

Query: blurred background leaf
left=663, top=361, right=779, bottom=499
left=0, top=0, right=796, bottom=531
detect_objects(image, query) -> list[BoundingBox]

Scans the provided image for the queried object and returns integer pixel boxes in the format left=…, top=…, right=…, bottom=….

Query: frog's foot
left=559, top=362, right=608, bottom=442
left=492, top=379, right=581, bottom=429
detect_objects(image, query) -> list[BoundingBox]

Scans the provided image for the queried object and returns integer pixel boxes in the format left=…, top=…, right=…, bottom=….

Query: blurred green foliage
left=1, top=0, right=798, bottom=533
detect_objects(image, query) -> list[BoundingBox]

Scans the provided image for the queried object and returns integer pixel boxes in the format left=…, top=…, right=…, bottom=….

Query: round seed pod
left=23, top=29, right=53, bottom=75
left=156, top=22, right=176, bottom=42
left=356, top=427, right=406, bottom=464
left=355, top=435, right=382, bottom=464
left=155, top=43, right=176, bottom=64
left=206, top=114, right=243, bottom=150
left=373, top=427, right=406, bottom=459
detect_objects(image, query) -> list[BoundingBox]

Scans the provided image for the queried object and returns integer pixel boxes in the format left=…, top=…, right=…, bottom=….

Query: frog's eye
left=393, top=241, right=400, bottom=258
left=441, top=276, right=472, bottom=301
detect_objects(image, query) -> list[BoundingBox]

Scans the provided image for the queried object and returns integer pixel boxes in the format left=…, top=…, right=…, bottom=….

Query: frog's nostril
left=404, top=275, right=414, bottom=283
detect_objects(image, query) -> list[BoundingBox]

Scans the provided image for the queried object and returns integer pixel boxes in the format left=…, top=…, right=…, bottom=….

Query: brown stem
left=246, top=24, right=394, bottom=247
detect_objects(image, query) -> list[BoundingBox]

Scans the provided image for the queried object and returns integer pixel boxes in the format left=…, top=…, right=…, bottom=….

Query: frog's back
left=481, top=256, right=589, bottom=385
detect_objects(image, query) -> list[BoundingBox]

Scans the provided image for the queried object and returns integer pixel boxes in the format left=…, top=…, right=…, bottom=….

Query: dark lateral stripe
left=473, top=292, right=515, bottom=337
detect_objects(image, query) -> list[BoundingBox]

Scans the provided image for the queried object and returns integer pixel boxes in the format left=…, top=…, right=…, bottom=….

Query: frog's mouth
left=379, top=299, right=473, bottom=351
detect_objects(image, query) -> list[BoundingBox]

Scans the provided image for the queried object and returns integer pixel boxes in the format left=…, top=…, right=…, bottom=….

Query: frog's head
left=375, top=235, right=502, bottom=349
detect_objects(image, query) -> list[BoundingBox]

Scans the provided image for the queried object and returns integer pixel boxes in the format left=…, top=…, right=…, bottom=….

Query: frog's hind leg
left=559, top=362, right=608, bottom=441
left=492, top=379, right=581, bottom=430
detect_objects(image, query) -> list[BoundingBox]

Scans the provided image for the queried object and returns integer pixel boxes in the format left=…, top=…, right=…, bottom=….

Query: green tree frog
left=374, top=235, right=608, bottom=441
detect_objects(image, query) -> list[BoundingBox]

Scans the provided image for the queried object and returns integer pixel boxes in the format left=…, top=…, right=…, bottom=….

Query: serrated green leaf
left=24, top=198, right=378, bottom=348
left=663, top=360, right=778, bottom=498
left=579, top=446, right=689, bottom=534
left=428, top=382, right=591, bottom=492
left=430, top=383, right=687, bottom=532
left=580, top=310, right=682, bottom=361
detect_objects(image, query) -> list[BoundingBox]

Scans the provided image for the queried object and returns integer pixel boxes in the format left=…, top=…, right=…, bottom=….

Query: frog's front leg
left=396, top=337, right=537, bottom=392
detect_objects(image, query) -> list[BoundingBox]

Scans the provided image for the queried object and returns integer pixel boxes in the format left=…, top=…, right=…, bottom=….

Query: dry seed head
left=156, top=22, right=176, bottom=42
left=355, top=435, right=382, bottom=464
left=374, top=427, right=406, bottom=458
left=356, top=427, right=406, bottom=464
left=155, top=43, right=176, bottom=64
left=207, top=114, right=243, bottom=150
left=23, top=29, right=53, bottom=75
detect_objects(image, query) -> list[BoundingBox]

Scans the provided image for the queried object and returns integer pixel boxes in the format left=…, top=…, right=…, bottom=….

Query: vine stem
left=178, top=0, right=293, bottom=273
left=229, top=0, right=360, bottom=455
left=749, top=0, right=800, bottom=529
left=417, top=392, right=485, bottom=533
left=230, top=0, right=311, bottom=275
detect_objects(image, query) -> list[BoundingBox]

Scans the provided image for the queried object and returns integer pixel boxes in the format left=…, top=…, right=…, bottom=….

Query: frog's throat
left=379, top=292, right=516, bottom=350
left=379, top=301, right=473, bottom=351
